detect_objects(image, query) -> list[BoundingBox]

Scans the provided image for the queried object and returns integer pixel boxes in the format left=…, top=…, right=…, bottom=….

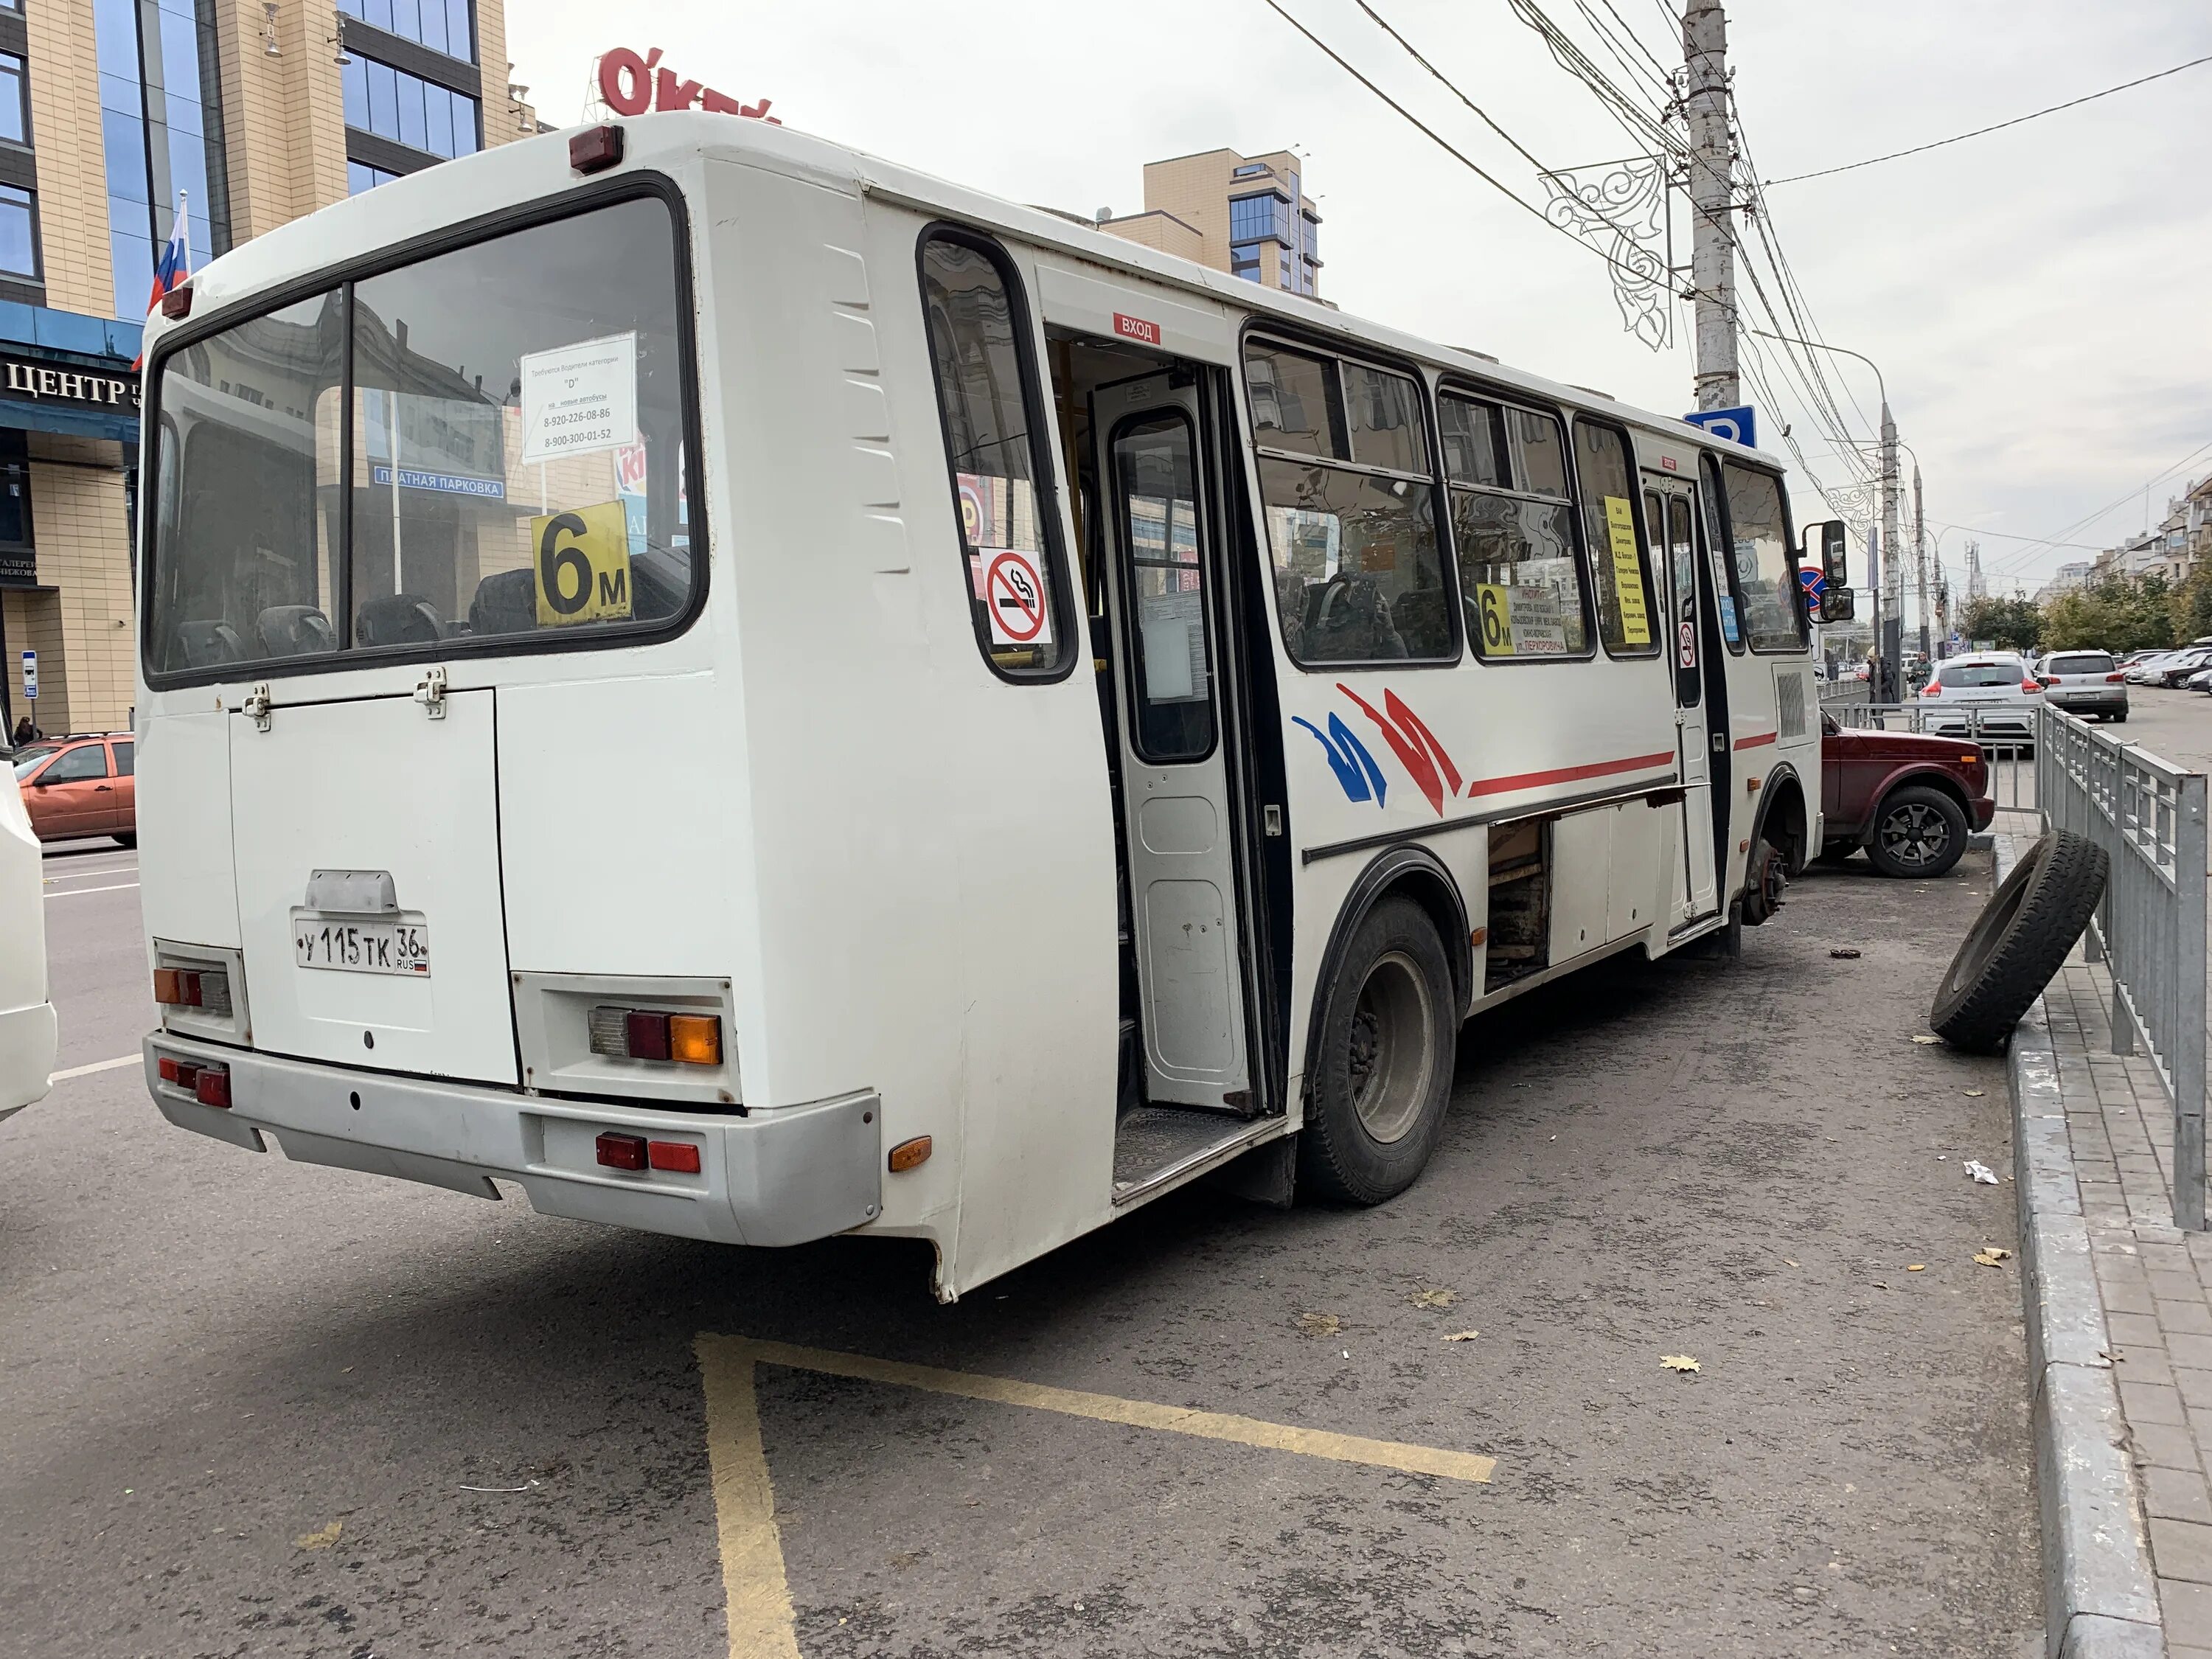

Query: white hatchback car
left=1, top=738, right=58, bottom=1123
left=1919, top=653, right=2042, bottom=740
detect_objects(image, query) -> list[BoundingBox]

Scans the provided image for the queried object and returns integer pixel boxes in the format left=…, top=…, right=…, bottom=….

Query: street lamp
left=1750, top=330, right=1901, bottom=700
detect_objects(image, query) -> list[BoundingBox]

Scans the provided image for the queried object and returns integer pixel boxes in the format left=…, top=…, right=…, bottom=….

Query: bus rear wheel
left=1300, top=897, right=1455, bottom=1206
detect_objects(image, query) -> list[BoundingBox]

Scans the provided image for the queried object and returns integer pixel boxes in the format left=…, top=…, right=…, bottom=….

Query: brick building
left=0, top=0, right=532, bottom=739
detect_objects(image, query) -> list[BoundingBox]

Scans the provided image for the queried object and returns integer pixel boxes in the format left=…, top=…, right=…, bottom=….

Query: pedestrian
left=10, top=714, right=34, bottom=745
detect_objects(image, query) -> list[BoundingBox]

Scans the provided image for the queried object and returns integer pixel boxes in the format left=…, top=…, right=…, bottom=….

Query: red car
left=1818, top=713, right=1994, bottom=878
left=10, top=732, right=137, bottom=846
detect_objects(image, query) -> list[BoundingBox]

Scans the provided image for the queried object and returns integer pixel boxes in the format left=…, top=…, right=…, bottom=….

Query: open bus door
left=1646, top=476, right=1723, bottom=925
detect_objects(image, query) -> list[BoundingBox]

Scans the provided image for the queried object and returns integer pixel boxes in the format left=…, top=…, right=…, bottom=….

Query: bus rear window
left=146, top=191, right=698, bottom=679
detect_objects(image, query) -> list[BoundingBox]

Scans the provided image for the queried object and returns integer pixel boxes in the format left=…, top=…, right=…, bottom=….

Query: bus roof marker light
left=570, top=125, right=625, bottom=175
left=161, top=284, right=192, bottom=321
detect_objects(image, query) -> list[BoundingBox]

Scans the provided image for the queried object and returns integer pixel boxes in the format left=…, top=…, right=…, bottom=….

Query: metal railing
left=2037, top=704, right=2208, bottom=1231
left=1816, top=678, right=1871, bottom=706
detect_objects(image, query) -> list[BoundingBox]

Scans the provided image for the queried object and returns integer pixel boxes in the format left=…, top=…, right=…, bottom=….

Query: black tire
left=1815, top=844, right=1858, bottom=867
left=1863, top=785, right=1969, bottom=880
left=1299, top=896, right=1455, bottom=1205
left=2115, top=712, right=2129, bottom=723
left=1930, top=830, right=2109, bottom=1053
left=113, top=832, right=136, bottom=849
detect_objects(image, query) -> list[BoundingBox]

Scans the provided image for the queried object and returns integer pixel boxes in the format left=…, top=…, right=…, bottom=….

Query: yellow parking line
left=693, top=1333, right=1496, bottom=1657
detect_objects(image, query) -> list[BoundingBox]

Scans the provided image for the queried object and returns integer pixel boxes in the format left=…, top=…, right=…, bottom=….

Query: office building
left=1100, top=147, right=1321, bottom=300
left=0, top=0, right=532, bottom=739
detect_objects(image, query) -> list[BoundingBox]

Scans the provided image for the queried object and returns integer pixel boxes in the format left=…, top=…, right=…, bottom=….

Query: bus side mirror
left=1819, top=585, right=1857, bottom=622
left=1807, top=519, right=1848, bottom=586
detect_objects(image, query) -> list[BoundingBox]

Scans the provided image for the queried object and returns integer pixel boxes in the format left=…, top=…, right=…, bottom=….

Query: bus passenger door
left=1093, top=373, right=1251, bottom=1113
left=1649, top=483, right=1719, bottom=922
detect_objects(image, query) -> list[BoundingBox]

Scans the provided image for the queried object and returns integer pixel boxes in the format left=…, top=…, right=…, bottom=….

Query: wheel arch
left=1303, top=845, right=1471, bottom=1099
left=1857, top=765, right=1974, bottom=845
left=1747, top=763, right=1810, bottom=875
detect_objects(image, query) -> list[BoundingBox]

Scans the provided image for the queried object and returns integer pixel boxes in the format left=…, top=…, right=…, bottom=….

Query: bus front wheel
left=1300, top=897, right=1455, bottom=1206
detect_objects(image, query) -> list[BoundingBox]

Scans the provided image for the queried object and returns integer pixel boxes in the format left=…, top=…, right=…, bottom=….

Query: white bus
left=134, top=114, right=1840, bottom=1299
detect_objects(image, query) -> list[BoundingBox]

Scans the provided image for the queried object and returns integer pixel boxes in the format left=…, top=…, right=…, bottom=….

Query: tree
left=2039, top=574, right=2175, bottom=654
left=1960, top=595, right=2043, bottom=652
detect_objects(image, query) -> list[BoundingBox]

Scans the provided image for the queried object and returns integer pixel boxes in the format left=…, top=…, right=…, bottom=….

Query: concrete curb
left=1994, top=835, right=2165, bottom=1659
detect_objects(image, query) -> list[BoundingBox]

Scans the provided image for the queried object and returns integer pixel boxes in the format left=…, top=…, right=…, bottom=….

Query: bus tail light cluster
left=158, top=1055, right=231, bottom=1108
left=154, top=967, right=232, bottom=1014
left=594, top=1132, right=703, bottom=1175
left=587, top=1006, right=722, bottom=1067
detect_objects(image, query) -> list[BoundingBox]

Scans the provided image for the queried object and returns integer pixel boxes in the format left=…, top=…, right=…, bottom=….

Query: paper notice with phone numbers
left=1602, top=496, right=1652, bottom=646
left=519, top=333, right=638, bottom=465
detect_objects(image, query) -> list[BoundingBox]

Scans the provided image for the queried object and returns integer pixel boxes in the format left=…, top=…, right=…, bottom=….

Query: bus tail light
left=595, top=1131, right=649, bottom=1171
left=588, top=1006, right=724, bottom=1068
left=154, top=967, right=232, bottom=1013
left=194, top=1065, right=232, bottom=1108
left=648, top=1139, right=702, bottom=1174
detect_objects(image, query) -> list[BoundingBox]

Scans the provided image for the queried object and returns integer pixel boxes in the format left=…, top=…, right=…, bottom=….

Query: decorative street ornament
left=1540, top=155, right=1672, bottom=352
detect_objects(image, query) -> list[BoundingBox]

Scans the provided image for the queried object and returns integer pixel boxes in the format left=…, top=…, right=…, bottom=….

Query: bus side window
left=1721, top=462, right=1805, bottom=654
left=1572, top=418, right=1659, bottom=658
left=1440, top=393, right=1587, bottom=660
left=1699, top=455, right=1743, bottom=652
left=1244, top=338, right=1454, bottom=667
left=918, top=230, right=1071, bottom=679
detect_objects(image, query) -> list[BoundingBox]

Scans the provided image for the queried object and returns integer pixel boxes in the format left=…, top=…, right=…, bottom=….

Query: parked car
left=1819, top=712, right=1994, bottom=877
left=2035, top=650, right=2129, bottom=722
left=2124, top=650, right=2184, bottom=684
left=1916, top=653, right=2042, bottom=740
left=10, top=731, right=136, bottom=846
left=0, top=730, right=58, bottom=1123
left=2146, top=646, right=2212, bottom=687
left=2187, top=665, right=2212, bottom=694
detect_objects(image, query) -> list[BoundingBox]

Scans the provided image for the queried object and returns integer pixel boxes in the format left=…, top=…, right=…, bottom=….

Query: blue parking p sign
left=1684, top=405, right=1756, bottom=448
left=18, top=648, right=32, bottom=701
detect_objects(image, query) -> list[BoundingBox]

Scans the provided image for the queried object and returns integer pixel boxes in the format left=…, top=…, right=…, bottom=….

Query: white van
left=1, top=735, right=58, bottom=1121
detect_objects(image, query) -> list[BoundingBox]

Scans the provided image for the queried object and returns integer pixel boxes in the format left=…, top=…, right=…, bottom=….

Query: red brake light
left=595, top=1131, right=650, bottom=1172
left=1922, top=682, right=1940, bottom=697
left=2022, top=680, right=2040, bottom=694
left=570, top=123, right=624, bottom=174
left=193, top=1064, right=231, bottom=1108
left=647, top=1139, right=702, bottom=1174
left=154, top=968, right=197, bottom=1006
left=2107, top=672, right=2126, bottom=683
left=625, top=1010, right=672, bottom=1062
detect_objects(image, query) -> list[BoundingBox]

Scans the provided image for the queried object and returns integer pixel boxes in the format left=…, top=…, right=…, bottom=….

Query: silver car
left=2037, top=649, right=2128, bottom=722
left=1919, top=653, right=2042, bottom=739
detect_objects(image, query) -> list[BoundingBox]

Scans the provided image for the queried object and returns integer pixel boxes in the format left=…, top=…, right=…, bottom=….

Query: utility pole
left=1879, top=400, right=1900, bottom=698
left=1913, top=465, right=1930, bottom=668
left=1684, top=0, right=1737, bottom=411
left=1868, top=524, right=1882, bottom=689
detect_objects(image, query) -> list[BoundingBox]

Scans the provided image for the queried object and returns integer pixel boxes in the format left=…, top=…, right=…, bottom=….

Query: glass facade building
left=1107, top=149, right=1323, bottom=302
left=93, top=0, right=230, bottom=321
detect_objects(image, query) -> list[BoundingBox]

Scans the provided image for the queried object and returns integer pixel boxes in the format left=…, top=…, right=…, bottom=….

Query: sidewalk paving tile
left=2150, top=1516, right=2212, bottom=1583
left=2145, top=1464, right=2212, bottom=1525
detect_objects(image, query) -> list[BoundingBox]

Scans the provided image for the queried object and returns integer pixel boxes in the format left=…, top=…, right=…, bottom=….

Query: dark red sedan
left=1818, top=712, right=1994, bottom=878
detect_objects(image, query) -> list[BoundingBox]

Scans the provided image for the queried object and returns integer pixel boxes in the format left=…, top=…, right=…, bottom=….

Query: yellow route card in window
left=1603, top=496, right=1651, bottom=646
left=532, top=499, right=634, bottom=627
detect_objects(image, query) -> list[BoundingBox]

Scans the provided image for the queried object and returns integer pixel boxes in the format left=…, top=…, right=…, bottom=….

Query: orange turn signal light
left=667, top=1015, right=722, bottom=1066
left=888, top=1135, right=932, bottom=1173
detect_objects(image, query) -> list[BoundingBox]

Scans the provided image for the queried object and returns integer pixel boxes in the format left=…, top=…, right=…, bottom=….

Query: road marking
left=46, top=863, right=138, bottom=879
left=694, top=1334, right=1497, bottom=1654
left=695, top=1337, right=802, bottom=1659
left=49, top=1054, right=139, bottom=1082
left=44, top=882, right=138, bottom=897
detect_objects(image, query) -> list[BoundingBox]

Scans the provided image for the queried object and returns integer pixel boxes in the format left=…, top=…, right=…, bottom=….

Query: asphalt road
left=3, top=838, right=2044, bottom=1658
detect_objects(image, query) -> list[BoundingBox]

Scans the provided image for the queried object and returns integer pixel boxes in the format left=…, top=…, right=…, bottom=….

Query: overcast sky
left=507, top=0, right=2212, bottom=601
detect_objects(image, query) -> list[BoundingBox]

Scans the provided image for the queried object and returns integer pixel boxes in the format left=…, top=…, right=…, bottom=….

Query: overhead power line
left=1767, top=52, right=2212, bottom=186
left=1980, top=435, right=2212, bottom=575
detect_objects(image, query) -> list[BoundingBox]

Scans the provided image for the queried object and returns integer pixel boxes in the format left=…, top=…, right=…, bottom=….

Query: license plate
left=295, top=917, right=431, bottom=976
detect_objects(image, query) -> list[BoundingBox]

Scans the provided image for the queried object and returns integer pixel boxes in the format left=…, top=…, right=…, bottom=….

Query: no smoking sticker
left=984, top=549, right=1051, bottom=647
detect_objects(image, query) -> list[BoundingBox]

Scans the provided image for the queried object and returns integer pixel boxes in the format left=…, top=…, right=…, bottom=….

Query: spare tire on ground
left=1930, top=829, right=2110, bottom=1053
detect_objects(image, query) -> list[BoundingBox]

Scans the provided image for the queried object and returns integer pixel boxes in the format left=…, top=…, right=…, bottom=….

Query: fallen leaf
left=1660, top=1354, right=1700, bottom=1373
left=1297, top=1312, right=1340, bottom=1338
left=1910, top=1034, right=1939, bottom=1046
left=293, top=1521, right=342, bottom=1551
left=1907, top=1264, right=1925, bottom=1272
left=1973, top=1248, right=2013, bottom=1267
left=1411, top=1287, right=1458, bottom=1310
left=1442, top=1329, right=1481, bottom=1342
left=1784, top=1259, right=1800, bottom=1267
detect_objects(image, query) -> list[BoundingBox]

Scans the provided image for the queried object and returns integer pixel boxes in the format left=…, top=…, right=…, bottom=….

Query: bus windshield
left=145, top=190, right=698, bottom=679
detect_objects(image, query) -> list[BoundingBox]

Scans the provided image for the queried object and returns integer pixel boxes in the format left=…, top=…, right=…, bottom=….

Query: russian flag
left=132, top=213, right=190, bottom=371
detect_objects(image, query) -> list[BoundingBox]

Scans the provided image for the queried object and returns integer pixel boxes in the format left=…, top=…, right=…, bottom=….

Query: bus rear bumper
left=142, top=1034, right=882, bottom=1247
